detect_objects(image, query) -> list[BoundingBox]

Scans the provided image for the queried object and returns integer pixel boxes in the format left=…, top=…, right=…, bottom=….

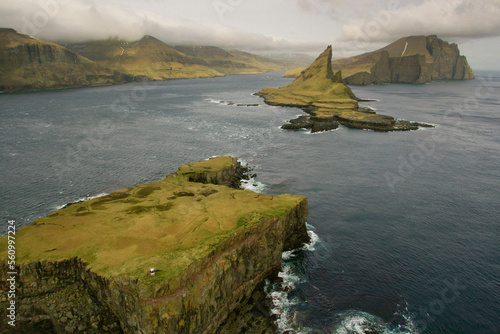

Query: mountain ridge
left=283, top=35, right=475, bottom=85
left=0, top=28, right=133, bottom=92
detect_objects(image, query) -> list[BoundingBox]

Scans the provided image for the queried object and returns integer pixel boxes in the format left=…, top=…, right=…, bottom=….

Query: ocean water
left=0, top=71, right=499, bottom=333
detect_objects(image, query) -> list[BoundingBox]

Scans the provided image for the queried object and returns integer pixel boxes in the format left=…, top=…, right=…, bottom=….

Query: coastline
left=0, top=156, right=309, bottom=333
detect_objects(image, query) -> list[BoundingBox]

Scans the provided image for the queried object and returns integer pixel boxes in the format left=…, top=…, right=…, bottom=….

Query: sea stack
left=258, top=46, right=433, bottom=132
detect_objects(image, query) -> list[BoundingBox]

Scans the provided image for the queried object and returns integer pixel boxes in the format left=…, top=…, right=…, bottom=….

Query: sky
left=1, top=0, right=500, bottom=69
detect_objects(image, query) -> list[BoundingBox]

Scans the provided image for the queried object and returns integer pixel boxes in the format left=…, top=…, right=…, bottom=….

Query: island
left=0, top=156, right=309, bottom=333
left=283, top=35, right=475, bottom=85
left=258, top=46, right=433, bottom=132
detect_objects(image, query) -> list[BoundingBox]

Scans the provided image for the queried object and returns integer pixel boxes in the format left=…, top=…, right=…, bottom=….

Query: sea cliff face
left=0, top=29, right=132, bottom=92
left=337, top=35, right=475, bottom=85
left=0, top=157, right=309, bottom=333
left=284, top=35, right=474, bottom=85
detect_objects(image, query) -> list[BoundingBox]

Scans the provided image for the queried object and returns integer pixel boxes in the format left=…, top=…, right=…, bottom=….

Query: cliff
left=0, top=29, right=132, bottom=92
left=258, top=46, right=432, bottom=132
left=0, top=156, right=309, bottom=333
left=66, top=36, right=225, bottom=81
left=285, top=35, right=474, bottom=85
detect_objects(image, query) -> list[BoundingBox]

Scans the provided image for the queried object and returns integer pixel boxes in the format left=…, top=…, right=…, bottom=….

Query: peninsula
left=0, top=157, right=309, bottom=333
left=258, top=46, right=432, bottom=132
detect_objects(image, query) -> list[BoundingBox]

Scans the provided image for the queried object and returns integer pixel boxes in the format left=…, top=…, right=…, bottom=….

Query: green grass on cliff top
left=258, top=46, right=359, bottom=110
left=0, top=156, right=305, bottom=283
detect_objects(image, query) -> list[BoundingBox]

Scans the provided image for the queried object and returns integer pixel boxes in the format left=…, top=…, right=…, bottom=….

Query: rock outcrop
left=0, top=156, right=309, bottom=333
left=0, top=29, right=132, bottom=92
left=258, top=46, right=432, bottom=132
left=284, top=35, right=474, bottom=85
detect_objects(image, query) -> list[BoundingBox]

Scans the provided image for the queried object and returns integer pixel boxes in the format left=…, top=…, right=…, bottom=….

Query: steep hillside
left=258, top=46, right=432, bottom=132
left=333, top=35, right=474, bottom=84
left=0, top=156, right=309, bottom=333
left=66, top=36, right=224, bottom=80
left=175, top=45, right=287, bottom=74
left=285, top=35, right=474, bottom=84
left=0, top=29, right=132, bottom=92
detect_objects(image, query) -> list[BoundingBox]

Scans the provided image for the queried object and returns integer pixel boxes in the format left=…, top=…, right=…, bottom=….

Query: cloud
left=335, top=0, right=500, bottom=42
left=295, top=0, right=500, bottom=57
left=0, top=0, right=323, bottom=52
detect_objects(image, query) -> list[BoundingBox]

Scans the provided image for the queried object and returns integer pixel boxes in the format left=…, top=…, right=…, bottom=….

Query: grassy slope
left=330, top=36, right=434, bottom=77
left=174, top=45, right=287, bottom=74
left=259, top=46, right=359, bottom=111
left=0, top=29, right=130, bottom=91
left=259, top=46, right=429, bottom=129
left=67, top=36, right=225, bottom=80
left=0, top=157, right=304, bottom=283
left=286, top=36, right=451, bottom=79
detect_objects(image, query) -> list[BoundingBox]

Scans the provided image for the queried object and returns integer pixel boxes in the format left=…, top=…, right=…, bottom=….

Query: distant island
left=0, top=28, right=308, bottom=93
left=283, top=35, right=474, bottom=85
left=0, top=156, right=309, bottom=333
left=258, top=45, right=433, bottom=132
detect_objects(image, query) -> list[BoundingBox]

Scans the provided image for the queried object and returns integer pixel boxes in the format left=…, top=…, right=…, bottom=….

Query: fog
left=1, top=0, right=500, bottom=68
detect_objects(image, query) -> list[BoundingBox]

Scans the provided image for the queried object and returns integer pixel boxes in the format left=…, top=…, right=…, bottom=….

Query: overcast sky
left=1, top=0, right=500, bottom=69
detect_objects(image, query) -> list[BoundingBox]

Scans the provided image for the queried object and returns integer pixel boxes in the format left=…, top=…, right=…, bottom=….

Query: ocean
left=1, top=71, right=499, bottom=333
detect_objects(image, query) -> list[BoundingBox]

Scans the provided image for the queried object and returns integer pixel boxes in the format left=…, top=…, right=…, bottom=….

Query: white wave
left=205, top=98, right=231, bottom=105
left=417, top=123, right=437, bottom=130
left=266, top=262, right=310, bottom=334
left=265, top=226, right=319, bottom=334
left=240, top=178, right=266, bottom=193
left=55, top=193, right=109, bottom=211
left=333, top=310, right=417, bottom=334
left=301, top=230, right=319, bottom=251
left=306, top=127, right=339, bottom=135
left=281, top=250, right=296, bottom=260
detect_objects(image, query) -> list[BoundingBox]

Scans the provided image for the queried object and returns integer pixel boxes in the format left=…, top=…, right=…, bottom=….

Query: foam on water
left=333, top=309, right=417, bottom=334
left=265, top=226, right=319, bottom=333
left=240, top=178, right=266, bottom=193
left=54, top=193, right=109, bottom=211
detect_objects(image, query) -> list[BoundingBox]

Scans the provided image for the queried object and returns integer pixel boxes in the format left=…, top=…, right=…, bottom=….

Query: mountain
left=174, top=45, right=288, bottom=74
left=258, top=46, right=432, bottom=132
left=65, top=36, right=224, bottom=80
left=257, top=52, right=315, bottom=69
left=0, top=29, right=132, bottom=92
left=283, top=35, right=474, bottom=85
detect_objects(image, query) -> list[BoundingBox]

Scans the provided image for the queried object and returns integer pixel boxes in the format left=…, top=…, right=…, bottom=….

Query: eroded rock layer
left=0, top=156, right=309, bottom=333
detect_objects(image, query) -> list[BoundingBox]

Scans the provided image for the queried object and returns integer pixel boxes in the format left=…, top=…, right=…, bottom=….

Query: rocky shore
left=0, top=156, right=309, bottom=333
